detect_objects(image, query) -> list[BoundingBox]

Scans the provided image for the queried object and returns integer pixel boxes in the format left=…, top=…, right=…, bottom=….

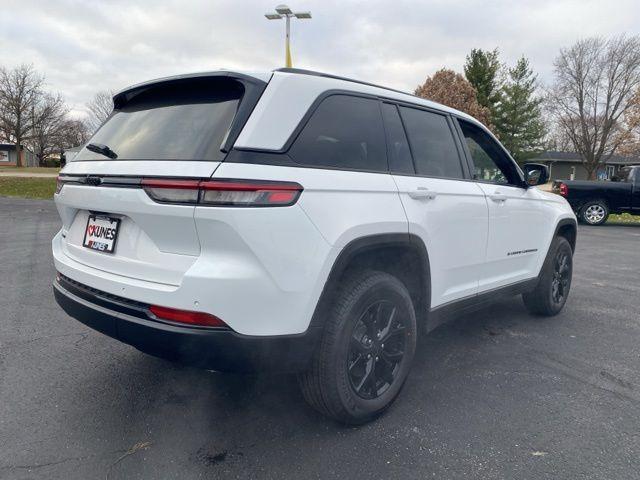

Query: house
left=0, top=143, right=38, bottom=167
left=529, top=151, right=640, bottom=181
left=62, top=146, right=83, bottom=163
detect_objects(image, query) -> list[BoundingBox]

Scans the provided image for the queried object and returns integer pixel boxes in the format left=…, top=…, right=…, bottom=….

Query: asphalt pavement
left=1, top=196, right=639, bottom=479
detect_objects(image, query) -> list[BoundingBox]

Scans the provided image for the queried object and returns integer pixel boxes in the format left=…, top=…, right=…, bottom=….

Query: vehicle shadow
left=71, top=296, right=541, bottom=477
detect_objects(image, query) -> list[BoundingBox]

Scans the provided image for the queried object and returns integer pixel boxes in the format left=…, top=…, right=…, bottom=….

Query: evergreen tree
left=493, top=57, right=545, bottom=162
left=463, top=48, right=501, bottom=115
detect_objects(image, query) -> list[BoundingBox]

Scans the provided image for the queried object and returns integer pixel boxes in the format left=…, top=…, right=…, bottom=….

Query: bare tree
left=618, top=88, right=640, bottom=157
left=549, top=36, right=640, bottom=179
left=0, top=64, right=44, bottom=167
left=58, top=119, right=90, bottom=149
left=28, top=92, right=69, bottom=166
left=85, top=90, right=114, bottom=134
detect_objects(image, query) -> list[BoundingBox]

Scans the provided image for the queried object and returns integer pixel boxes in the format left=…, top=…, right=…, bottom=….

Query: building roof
left=533, top=150, right=640, bottom=165
left=0, top=143, right=20, bottom=150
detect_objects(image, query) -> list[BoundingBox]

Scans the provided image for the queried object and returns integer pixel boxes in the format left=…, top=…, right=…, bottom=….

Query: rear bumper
left=53, top=276, right=320, bottom=373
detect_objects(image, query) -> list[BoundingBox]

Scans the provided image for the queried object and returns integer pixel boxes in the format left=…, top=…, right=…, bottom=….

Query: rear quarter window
left=288, top=94, right=388, bottom=172
left=75, top=78, right=244, bottom=161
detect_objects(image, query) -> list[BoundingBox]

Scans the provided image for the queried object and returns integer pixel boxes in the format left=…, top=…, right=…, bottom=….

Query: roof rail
left=273, top=68, right=413, bottom=97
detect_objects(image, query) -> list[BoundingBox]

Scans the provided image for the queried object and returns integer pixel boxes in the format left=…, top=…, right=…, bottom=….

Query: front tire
left=580, top=199, right=609, bottom=225
left=298, top=270, right=417, bottom=424
left=522, top=236, right=573, bottom=316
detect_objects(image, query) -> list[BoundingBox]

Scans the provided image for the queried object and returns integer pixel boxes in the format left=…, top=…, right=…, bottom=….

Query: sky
left=2, top=0, right=640, bottom=119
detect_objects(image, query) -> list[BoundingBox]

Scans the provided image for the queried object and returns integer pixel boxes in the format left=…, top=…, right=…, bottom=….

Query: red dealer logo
left=86, top=224, right=117, bottom=240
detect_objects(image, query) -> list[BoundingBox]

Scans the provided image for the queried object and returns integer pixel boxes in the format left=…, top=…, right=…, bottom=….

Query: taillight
left=55, top=175, right=83, bottom=194
left=149, top=305, right=228, bottom=328
left=200, top=180, right=301, bottom=206
left=55, top=176, right=65, bottom=194
left=141, top=179, right=200, bottom=203
left=141, top=178, right=303, bottom=207
left=559, top=182, right=568, bottom=197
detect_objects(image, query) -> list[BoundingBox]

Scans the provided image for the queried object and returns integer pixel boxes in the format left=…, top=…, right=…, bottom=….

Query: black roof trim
left=274, top=68, right=413, bottom=98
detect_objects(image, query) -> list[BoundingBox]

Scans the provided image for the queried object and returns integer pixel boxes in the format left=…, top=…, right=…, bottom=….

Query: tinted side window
left=399, top=107, right=464, bottom=179
left=458, top=120, right=519, bottom=185
left=381, top=103, right=414, bottom=174
left=288, top=95, right=387, bottom=172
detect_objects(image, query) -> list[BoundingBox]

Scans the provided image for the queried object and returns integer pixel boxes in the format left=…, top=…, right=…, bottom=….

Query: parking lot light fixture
left=264, top=4, right=312, bottom=67
left=275, top=4, right=292, bottom=15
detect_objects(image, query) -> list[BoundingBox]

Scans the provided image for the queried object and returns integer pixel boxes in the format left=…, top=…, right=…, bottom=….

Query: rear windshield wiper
left=85, top=143, right=118, bottom=159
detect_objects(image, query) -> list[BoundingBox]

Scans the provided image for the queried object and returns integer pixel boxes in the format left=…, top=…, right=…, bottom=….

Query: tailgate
left=56, top=161, right=219, bottom=285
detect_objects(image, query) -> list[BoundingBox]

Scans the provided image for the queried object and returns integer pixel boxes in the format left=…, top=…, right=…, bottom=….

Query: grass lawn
left=608, top=213, right=640, bottom=224
left=2, top=176, right=639, bottom=225
left=0, top=166, right=59, bottom=173
left=0, top=177, right=56, bottom=199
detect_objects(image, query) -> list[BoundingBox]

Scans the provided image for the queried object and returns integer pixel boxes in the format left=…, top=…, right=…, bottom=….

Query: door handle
left=489, top=192, right=507, bottom=203
left=408, top=187, right=437, bottom=200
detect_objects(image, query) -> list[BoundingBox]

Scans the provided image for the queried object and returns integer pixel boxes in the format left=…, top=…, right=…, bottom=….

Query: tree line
left=3, top=36, right=639, bottom=177
left=0, top=64, right=114, bottom=167
left=415, top=35, right=640, bottom=179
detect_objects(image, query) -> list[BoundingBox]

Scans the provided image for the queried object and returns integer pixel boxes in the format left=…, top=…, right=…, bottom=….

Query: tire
left=298, top=270, right=417, bottom=424
left=522, top=236, right=573, bottom=316
left=580, top=199, right=609, bottom=225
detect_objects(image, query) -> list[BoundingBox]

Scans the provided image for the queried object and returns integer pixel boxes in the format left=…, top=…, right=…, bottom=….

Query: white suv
left=53, top=68, right=577, bottom=424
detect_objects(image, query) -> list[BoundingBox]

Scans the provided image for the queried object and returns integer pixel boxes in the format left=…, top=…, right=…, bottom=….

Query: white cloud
left=2, top=0, right=639, bottom=118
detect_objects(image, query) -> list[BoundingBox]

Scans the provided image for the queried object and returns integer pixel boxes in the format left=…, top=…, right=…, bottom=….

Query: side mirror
left=522, top=163, right=549, bottom=187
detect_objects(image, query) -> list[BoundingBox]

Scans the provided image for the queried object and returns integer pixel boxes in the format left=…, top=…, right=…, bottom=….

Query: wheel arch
left=553, top=218, right=577, bottom=252
left=578, top=197, right=609, bottom=215
left=309, top=233, right=431, bottom=329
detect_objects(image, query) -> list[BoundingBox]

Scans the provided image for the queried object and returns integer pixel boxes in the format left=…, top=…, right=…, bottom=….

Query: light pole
left=265, top=5, right=311, bottom=68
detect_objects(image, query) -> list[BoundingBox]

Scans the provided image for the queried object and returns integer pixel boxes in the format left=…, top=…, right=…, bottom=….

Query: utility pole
left=265, top=5, right=311, bottom=68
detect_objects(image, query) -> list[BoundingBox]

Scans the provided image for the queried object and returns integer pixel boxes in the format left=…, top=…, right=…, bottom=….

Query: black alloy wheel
left=551, top=249, right=571, bottom=306
left=347, top=300, right=408, bottom=400
left=298, top=270, right=417, bottom=424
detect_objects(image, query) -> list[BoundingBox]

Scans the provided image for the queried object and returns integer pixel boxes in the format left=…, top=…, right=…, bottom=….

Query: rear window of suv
left=288, top=94, right=387, bottom=172
left=74, top=78, right=243, bottom=161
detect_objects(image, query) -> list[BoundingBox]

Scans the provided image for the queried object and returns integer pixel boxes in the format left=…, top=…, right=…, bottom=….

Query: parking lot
left=1, top=196, right=639, bottom=480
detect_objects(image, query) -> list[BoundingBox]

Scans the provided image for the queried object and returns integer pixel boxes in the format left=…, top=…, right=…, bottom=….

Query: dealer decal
left=83, top=215, right=120, bottom=254
left=86, top=224, right=117, bottom=241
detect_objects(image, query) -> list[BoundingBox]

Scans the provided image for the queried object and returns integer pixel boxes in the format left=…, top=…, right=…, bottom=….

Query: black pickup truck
left=553, top=165, right=640, bottom=225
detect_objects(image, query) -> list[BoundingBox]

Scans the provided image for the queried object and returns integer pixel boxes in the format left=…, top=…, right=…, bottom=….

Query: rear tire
left=580, top=199, right=609, bottom=225
left=298, top=270, right=417, bottom=424
left=522, top=236, right=573, bottom=316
